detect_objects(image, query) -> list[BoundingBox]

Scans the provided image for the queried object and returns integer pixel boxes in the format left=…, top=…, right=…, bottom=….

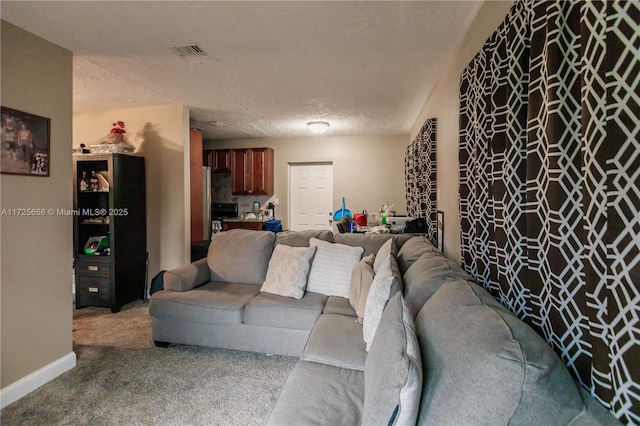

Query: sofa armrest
left=163, top=258, right=210, bottom=292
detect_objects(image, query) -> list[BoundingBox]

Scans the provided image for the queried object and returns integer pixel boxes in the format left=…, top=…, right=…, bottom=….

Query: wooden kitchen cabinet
left=204, top=149, right=232, bottom=173
left=213, top=149, right=231, bottom=173
left=231, top=148, right=250, bottom=194
left=250, top=148, right=274, bottom=195
left=231, top=147, right=274, bottom=195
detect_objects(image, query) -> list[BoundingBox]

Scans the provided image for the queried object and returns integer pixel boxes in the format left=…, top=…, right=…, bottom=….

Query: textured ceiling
left=1, top=1, right=483, bottom=140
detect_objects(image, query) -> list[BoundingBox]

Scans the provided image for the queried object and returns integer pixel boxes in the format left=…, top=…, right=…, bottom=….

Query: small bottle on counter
left=90, top=171, right=99, bottom=191
left=253, top=201, right=260, bottom=218
left=80, top=171, right=88, bottom=192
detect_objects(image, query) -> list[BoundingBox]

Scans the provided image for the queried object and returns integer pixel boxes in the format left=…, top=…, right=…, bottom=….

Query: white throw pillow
left=373, top=238, right=394, bottom=273
left=363, top=260, right=397, bottom=351
left=260, top=244, right=316, bottom=299
left=306, top=238, right=364, bottom=298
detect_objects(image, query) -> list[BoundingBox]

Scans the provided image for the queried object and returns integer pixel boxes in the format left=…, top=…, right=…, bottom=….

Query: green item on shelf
left=83, top=236, right=109, bottom=254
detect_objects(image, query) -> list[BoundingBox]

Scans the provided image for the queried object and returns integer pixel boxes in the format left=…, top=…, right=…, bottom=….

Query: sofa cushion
left=260, top=244, right=316, bottom=299
left=404, top=270, right=465, bottom=319
left=396, top=236, right=441, bottom=274
left=444, top=258, right=474, bottom=280
left=363, top=293, right=422, bottom=426
left=306, top=238, right=364, bottom=298
left=575, top=386, right=625, bottom=424
left=243, top=291, right=327, bottom=330
left=207, top=229, right=275, bottom=285
left=163, top=258, right=210, bottom=292
left=323, top=296, right=356, bottom=317
left=349, top=253, right=376, bottom=323
left=415, top=280, right=584, bottom=425
left=149, top=282, right=260, bottom=325
left=275, top=229, right=334, bottom=247
left=334, top=233, right=393, bottom=256
left=302, top=313, right=367, bottom=371
left=402, top=254, right=473, bottom=318
left=334, top=233, right=413, bottom=256
left=266, top=361, right=364, bottom=426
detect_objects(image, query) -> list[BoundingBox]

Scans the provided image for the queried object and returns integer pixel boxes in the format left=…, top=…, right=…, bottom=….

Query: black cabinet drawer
left=76, top=274, right=111, bottom=307
left=76, top=256, right=110, bottom=277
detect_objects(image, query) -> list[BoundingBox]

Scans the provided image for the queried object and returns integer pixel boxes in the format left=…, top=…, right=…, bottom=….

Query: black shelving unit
left=73, top=153, right=146, bottom=312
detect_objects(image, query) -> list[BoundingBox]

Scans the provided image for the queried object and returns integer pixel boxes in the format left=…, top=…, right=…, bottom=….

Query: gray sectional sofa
left=149, top=229, right=619, bottom=425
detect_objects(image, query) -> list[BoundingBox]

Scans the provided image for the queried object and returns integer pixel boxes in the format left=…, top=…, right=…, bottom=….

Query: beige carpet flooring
left=1, top=300, right=297, bottom=425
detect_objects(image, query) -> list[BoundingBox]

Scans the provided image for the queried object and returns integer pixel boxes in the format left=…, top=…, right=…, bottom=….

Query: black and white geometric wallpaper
left=405, top=118, right=436, bottom=245
left=459, top=0, right=639, bottom=423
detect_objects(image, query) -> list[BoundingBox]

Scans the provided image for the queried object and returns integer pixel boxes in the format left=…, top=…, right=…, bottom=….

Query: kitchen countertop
left=222, top=217, right=270, bottom=223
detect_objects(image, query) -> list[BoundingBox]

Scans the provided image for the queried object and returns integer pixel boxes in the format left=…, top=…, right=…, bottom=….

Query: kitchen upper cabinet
left=231, top=147, right=274, bottom=195
left=213, top=149, right=231, bottom=173
left=231, top=148, right=250, bottom=194
left=250, top=148, right=274, bottom=195
left=205, top=149, right=231, bottom=173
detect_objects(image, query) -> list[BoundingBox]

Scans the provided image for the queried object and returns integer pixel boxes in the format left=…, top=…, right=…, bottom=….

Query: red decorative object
left=91, top=120, right=135, bottom=153
left=110, top=121, right=126, bottom=134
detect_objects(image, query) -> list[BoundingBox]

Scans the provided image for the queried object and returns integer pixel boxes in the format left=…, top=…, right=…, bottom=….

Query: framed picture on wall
left=437, top=210, right=444, bottom=253
left=1, top=106, right=50, bottom=177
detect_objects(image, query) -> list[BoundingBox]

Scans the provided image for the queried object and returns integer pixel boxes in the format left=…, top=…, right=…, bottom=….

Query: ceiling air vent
left=169, top=43, right=214, bottom=64
left=208, top=120, right=226, bottom=128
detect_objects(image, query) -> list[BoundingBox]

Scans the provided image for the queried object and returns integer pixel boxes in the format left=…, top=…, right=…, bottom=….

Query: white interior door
left=289, top=163, right=333, bottom=231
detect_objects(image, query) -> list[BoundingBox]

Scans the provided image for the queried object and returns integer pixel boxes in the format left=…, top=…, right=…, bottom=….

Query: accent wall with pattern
left=405, top=118, right=436, bottom=245
left=458, top=0, right=639, bottom=423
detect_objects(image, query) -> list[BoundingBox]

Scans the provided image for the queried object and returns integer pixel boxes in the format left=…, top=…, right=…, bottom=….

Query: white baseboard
left=1, top=351, right=76, bottom=409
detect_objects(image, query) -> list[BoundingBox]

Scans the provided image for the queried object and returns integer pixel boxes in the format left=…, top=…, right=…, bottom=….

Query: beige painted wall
left=74, top=105, right=190, bottom=283
left=409, top=1, right=515, bottom=263
left=205, top=135, right=408, bottom=230
left=1, top=21, right=74, bottom=387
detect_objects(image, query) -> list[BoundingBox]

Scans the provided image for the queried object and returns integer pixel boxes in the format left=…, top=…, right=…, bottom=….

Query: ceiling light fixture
left=307, top=121, right=330, bottom=134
